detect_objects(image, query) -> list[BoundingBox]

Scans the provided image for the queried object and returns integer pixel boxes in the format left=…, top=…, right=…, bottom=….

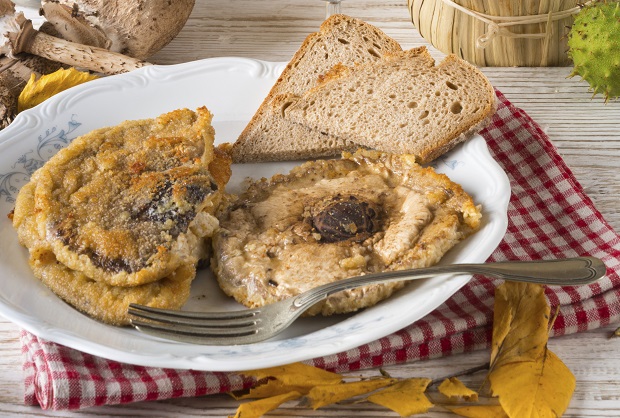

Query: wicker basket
left=408, top=0, right=581, bottom=66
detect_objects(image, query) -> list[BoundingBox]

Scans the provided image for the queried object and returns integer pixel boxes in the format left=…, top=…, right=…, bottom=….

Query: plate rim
left=0, top=57, right=511, bottom=371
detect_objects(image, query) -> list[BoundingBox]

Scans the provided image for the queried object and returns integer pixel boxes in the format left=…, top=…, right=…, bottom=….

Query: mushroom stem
left=7, top=15, right=151, bottom=75
left=0, top=54, right=63, bottom=128
left=0, top=56, right=30, bottom=127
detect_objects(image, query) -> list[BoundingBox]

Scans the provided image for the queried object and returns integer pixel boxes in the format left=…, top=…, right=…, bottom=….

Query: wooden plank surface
left=1, top=1, right=619, bottom=417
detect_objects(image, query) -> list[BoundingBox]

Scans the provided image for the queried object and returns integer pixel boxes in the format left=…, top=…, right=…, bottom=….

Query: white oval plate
left=0, top=58, right=510, bottom=371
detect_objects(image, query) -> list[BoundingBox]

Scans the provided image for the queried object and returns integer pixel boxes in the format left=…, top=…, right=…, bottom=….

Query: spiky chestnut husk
left=567, top=1, right=620, bottom=102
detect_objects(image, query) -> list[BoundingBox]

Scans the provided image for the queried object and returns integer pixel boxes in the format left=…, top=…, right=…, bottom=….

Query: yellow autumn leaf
left=450, top=405, right=509, bottom=418
left=488, top=348, right=575, bottom=418
left=242, top=362, right=343, bottom=388
left=486, top=281, right=576, bottom=417
left=18, top=68, right=98, bottom=112
left=490, top=282, right=550, bottom=368
left=232, top=378, right=312, bottom=400
left=366, top=378, right=433, bottom=416
left=438, top=377, right=478, bottom=401
left=306, top=377, right=397, bottom=409
left=230, top=391, right=301, bottom=418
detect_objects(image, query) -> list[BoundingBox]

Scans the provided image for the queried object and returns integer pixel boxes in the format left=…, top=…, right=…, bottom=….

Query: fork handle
left=293, top=257, right=607, bottom=309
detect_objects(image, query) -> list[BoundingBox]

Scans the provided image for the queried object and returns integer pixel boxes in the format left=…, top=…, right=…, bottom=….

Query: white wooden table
left=1, top=1, right=619, bottom=416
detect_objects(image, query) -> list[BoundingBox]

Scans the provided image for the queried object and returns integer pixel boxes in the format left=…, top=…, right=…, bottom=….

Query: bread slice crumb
left=279, top=49, right=497, bottom=164
left=230, top=14, right=402, bottom=163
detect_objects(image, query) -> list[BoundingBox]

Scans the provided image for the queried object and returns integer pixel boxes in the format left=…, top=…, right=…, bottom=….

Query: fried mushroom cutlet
left=30, top=107, right=222, bottom=287
left=211, top=149, right=482, bottom=316
left=11, top=107, right=231, bottom=326
left=13, top=182, right=196, bottom=326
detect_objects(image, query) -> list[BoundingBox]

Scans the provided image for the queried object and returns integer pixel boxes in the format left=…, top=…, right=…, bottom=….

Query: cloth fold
left=21, top=91, right=620, bottom=410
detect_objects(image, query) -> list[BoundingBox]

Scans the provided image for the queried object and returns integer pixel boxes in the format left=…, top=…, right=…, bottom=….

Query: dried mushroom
left=0, top=0, right=195, bottom=128
left=311, top=195, right=381, bottom=243
left=40, top=0, right=196, bottom=60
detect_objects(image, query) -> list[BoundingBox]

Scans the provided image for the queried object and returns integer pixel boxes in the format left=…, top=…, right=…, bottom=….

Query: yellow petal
left=438, top=377, right=478, bottom=401
left=366, top=378, right=433, bottom=416
left=242, top=362, right=342, bottom=388
left=307, top=378, right=397, bottom=409
left=450, top=405, right=509, bottom=418
left=18, top=68, right=98, bottom=113
left=489, top=349, right=575, bottom=418
left=230, top=391, right=301, bottom=418
left=490, top=282, right=550, bottom=368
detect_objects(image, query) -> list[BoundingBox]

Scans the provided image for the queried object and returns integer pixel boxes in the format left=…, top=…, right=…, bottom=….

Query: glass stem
left=325, top=0, right=342, bottom=18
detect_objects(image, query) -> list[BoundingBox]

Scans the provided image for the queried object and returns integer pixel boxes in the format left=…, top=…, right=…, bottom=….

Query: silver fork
left=128, top=256, right=606, bottom=346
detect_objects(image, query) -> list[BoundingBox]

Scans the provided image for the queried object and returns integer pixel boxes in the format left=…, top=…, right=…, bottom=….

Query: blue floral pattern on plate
left=0, top=115, right=80, bottom=203
left=430, top=155, right=465, bottom=171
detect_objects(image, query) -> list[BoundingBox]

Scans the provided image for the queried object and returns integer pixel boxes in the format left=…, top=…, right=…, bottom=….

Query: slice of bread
left=230, top=14, right=402, bottom=163
left=277, top=48, right=497, bottom=164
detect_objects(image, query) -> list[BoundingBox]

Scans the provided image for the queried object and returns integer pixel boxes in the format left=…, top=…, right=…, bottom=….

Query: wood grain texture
left=1, top=1, right=619, bottom=417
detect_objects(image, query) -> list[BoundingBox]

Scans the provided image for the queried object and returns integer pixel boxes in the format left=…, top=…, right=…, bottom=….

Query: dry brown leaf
left=366, top=378, right=433, bottom=416
left=490, top=282, right=550, bottom=368
left=450, top=405, right=509, bottom=418
left=230, top=391, right=302, bottom=418
left=488, top=348, right=575, bottom=418
left=306, top=378, right=397, bottom=409
left=438, top=377, right=478, bottom=402
left=18, top=68, right=98, bottom=112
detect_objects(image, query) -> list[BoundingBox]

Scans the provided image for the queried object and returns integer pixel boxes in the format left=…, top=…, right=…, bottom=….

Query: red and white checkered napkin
left=21, top=91, right=620, bottom=410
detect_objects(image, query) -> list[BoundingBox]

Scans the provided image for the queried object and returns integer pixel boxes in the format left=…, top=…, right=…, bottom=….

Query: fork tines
left=127, top=304, right=261, bottom=344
